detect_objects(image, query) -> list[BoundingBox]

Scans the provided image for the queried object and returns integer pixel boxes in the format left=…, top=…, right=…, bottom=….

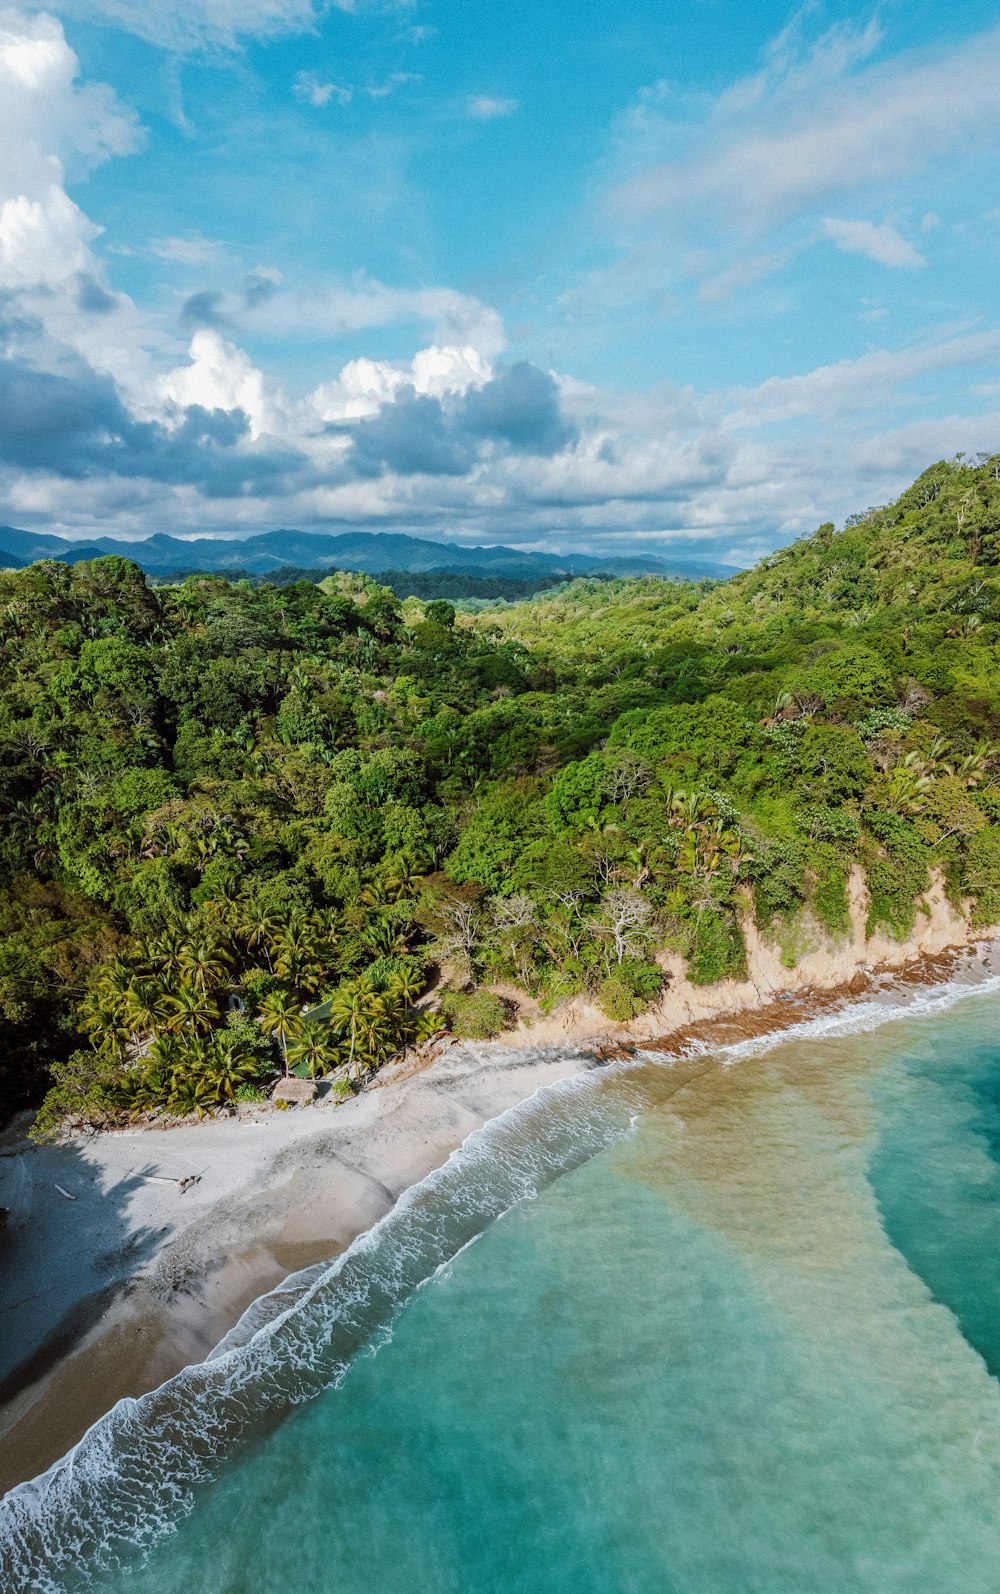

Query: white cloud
left=821, top=218, right=926, bottom=269
left=0, top=185, right=99, bottom=288
left=293, top=71, right=351, bottom=108
left=161, top=329, right=273, bottom=435
left=466, top=95, right=518, bottom=120
left=308, top=343, right=493, bottom=422
left=148, top=231, right=227, bottom=265
left=614, top=21, right=1000, bottom=233
left=365, top=72, right=420, bottom=99
left=727, top=329, right=1000, bottom=426
left=54, top=0, right=322, bottom=53
left=0, top=8, right=140, bottom=292
left=224, top=276, right=508, bottom=357
left=0, top=9, right=167, bottom=407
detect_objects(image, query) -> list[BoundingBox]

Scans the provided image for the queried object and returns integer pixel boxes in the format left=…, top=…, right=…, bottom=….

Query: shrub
left=596, top=957, right=663, bottom=1021
left=865, top=814, right=930, bottom=939
left=964, top=826, right=1000, bottom=926
left=234, top=1083, right=267, bottom=1104
left=597, top=977, right=644, bottom=1021
left=438, top=988, right=510, bottom=1040
left=688, top=911, right=747, bottom=986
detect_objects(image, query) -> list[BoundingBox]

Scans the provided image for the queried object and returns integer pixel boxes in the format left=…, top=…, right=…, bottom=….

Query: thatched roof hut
left=271, top=1077, right=318, bottom=1105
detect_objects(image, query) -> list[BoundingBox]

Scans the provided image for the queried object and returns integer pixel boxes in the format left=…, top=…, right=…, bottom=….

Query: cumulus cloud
left=0, top=336, right=303, bottom=496
left=0, top=9, right=141, bottom=291
left=821, top=218, right=926, bottom=269
left=309, top=343, right=493, bottom=421
left=161, top=329, right=274, bottom=436
left=348, top=362, right=577, bottom=477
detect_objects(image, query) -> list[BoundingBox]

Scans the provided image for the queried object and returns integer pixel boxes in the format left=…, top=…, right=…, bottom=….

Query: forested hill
left=2, top=455, right=999, bottom=1134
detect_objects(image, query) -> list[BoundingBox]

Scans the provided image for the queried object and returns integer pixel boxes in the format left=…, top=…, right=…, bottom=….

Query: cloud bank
left=0, top=7, right=997, bottom=566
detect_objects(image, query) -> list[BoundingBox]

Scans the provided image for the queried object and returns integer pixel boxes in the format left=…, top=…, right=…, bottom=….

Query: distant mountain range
left=0, top=525, right=739, bottom=584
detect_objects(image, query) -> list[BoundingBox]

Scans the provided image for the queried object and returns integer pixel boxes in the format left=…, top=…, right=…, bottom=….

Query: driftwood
left=142, top=1171, right=204, bottom=1192
left=54, top=1184, right=76, bottom=1201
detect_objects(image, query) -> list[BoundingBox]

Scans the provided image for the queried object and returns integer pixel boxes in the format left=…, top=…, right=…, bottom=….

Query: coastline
left=1, top=884, right=998, bottom=1497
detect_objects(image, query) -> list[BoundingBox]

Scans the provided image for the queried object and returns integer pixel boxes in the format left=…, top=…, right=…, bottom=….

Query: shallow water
left=6, top=983, right=1000, bottom=1592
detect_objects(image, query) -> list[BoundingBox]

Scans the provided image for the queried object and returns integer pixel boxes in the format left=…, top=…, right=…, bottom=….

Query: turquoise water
left=5, top=983, right=1000, bottom=1592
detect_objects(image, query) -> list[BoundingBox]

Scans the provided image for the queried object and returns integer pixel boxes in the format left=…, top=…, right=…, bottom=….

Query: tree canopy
left=3, top=452, right=1000, bottom=1133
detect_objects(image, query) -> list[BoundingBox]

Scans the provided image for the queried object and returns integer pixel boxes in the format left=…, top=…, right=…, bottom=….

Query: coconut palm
left=204, top=1035, right=261, bottom=1100
left=258, top=987, right=303, bottom=1073
left=327, top=979, right=394, bottom=1075
left=286, top=1018, right=342, bottom=1079
left=272, top=918, right=326, bottom=993
left=143, top=927, right=186, bottom=980
left=236, top=907, right=281, bottom=973
left=161, top=982, right=220, bottom=1036
left=178, top=938, right=230, bottom=994
left=384, top=964, right=425, bottom=1006
left=122, top=978, right=167, bottom=1049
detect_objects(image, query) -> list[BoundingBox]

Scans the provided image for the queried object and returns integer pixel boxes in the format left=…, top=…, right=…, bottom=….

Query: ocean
left=5, top=977, right=1000, bottom=1592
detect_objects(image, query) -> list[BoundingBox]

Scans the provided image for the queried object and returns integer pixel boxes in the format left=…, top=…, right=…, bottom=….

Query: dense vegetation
left=158, top=565, right=580, bottom=605
left=2, top=454, right=999, bottom=1135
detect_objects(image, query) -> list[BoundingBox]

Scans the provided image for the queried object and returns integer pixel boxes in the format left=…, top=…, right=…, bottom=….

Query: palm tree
left=237, top=907, right=281, bottom=973
left=384, top=964, right=425, bottom=1006
left=178, top=938, right=230, bottom=994
left=286, top=1018, right=342, bottom=1079
left=123, top=978, right=167, bottom=1050
left=258, top=987, right=302, bottom=1074
left=79, top=991, right=131, bottom=1058
left=143, top=927, right=186, bottom=980
left=161, top=982, right=219, bottom=1035
left=272, top=919, right=326, bottom=993
left=327, top=979, right=392, bottom=1075
left=204, top=1035, right=260, bottom=1100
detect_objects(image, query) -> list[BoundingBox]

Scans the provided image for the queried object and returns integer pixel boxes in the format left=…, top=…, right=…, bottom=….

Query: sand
left=0, top=1040, right=599, bottom=1494
left=1, top=872, right=998, bottom=1497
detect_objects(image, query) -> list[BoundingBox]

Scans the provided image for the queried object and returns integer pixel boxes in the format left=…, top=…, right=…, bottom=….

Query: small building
left=271, top=1077, right=318, bottom=1106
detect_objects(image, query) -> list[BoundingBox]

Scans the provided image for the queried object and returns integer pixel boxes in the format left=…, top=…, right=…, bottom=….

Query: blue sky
left=2, top=0, right=1000, bottom=561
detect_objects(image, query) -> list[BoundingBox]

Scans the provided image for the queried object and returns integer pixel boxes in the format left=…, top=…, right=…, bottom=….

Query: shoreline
left=2, top=925, right=999, bottom=1498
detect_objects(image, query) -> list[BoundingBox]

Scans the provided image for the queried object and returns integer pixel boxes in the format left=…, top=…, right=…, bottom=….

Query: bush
left=808, top=843, right=852, bottom=937
left=688, top=911, right=747, bottom=986
left=865, top=814, right=930, bottom=939
left=439, top=988, right=510, bottom=1040
left=596, top=957, right=663, bottom=1021
left=597, top=977, right=644, bottom=1021
left=964, top=826, right=1000, bottom=926
left=234, top=1083, right=267, bottom=1103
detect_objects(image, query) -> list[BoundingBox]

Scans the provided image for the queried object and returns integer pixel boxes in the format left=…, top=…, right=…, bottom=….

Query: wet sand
left=1, top=937, right=998, bottom=1497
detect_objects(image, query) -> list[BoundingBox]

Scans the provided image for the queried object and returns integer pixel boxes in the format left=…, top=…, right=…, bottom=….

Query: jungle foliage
left=4, top=454, right=1000, bottom=1133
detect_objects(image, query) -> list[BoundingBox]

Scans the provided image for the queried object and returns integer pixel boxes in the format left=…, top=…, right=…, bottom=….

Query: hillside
left=0, top=455, right=997, bottom=1134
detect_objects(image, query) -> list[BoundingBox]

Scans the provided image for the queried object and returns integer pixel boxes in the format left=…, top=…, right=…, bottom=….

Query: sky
left=2, top=1, right=1000, bottom=563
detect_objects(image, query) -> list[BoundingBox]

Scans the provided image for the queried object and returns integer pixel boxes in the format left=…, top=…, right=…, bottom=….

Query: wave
left=3, top=965, right=999, bottom=1591
left=0, top=1068, right=637, bottom=1592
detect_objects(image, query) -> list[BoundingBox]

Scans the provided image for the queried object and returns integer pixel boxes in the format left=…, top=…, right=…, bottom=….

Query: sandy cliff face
left=499, top=867, right=995, bottom=1051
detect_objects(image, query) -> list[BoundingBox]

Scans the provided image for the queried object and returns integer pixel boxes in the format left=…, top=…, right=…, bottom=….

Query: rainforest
left=2, top=453, right=999, bottom=1136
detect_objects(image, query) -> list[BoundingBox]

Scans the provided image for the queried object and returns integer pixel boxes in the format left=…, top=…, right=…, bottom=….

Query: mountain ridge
left=0, top=524, right=738, bottom=583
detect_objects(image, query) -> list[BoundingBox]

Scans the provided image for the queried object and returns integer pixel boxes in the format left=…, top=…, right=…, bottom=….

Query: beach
left=2, top=883, right=999, bottom=1498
